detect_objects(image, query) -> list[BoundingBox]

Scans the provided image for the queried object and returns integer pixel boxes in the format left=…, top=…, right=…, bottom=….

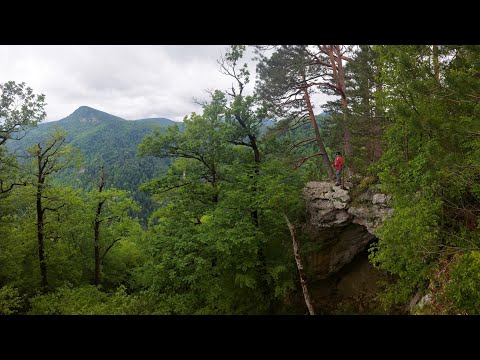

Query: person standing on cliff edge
left=333, top=151, right=344, bottom=186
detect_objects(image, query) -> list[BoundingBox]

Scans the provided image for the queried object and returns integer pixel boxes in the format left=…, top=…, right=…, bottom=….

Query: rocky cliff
left=302, top=181, right=393, bottom=280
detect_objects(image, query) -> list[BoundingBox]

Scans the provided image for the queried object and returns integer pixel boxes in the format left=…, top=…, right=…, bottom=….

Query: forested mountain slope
left=7, top=106, right=179, bottom=220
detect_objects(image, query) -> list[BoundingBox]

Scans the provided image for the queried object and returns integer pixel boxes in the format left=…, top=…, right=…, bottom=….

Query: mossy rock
left=349, top=176, right=380, bottom=208
left=350, top=176, right=378, bottom=199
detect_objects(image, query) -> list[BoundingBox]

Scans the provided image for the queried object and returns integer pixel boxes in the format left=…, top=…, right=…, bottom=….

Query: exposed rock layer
left=303, top=181, right=393, bottom=279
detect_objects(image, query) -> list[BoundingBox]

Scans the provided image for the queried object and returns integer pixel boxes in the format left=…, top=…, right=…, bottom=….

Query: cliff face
left=302, top=181, right=393, bottom=280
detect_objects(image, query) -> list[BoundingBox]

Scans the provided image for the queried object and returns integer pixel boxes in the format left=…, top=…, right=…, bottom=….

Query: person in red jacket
left=333, top=151, right=344, bottom=186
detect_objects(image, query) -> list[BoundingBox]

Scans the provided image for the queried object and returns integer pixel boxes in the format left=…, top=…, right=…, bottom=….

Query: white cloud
left=0, top=45, right=333, bottom=122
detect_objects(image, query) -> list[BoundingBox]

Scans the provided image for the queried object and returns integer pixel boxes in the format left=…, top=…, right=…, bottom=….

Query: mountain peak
left=72, top=105, right=108, bottom=117
left=75, top=105, right=97, bottom=112
left=63, top=106, right=126, bottom=124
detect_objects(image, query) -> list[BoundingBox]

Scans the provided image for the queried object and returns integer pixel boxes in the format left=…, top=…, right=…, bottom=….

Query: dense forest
left=1, top=45, right=480, bottom=315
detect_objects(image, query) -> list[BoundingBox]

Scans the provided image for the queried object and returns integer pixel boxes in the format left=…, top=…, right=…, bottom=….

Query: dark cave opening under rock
left=308, top=242, right=387, bottom=314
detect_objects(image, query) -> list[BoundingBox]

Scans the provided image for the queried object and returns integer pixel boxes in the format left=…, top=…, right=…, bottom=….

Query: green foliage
left=133, top=160, right=302, bottom=314
left=0, top=172, right=145, bottom=294
left=0, top=185, right=40, bottom=291
left=0, top=184, right=89, bottom=291
left=370, top=195, right=441, bottom=304
left=0, top=147, right=22, bottom=198
left=28, top=284, right=149, bottom=315
left=446, top=251, right=480, bottom=314
left=0, top=285, right=24, bottom=315
left=0, top=81, right=46, bottom=145
left=368, top=45, right=480, bottom=308
left=133, top=53, right=309, bottom=313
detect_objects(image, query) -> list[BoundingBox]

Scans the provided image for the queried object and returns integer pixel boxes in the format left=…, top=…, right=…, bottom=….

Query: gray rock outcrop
left=303, top=181, right=393, bottom=279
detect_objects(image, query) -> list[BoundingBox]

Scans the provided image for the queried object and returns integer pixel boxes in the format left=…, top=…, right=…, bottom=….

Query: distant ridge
left=46, top=106, right=179, bottom=125
left=134, top=117, right=177, bottom=126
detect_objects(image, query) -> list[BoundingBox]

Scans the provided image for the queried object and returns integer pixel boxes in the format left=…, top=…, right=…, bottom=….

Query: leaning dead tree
left=284, top=214, right=315, bottom=315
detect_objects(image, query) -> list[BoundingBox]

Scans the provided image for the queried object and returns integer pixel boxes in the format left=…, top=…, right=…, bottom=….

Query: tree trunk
left=211, top=164, right=219, bottom=203
left=233, top=112, right=262, bottom=227
left=232, top=106, right=271, bottom=311
left=372, top=115, right=383, bottom=162
left=303, top=87, right=335, bottom=181
left=249, top=134, right=272, bottom=311
left=373, top=64, right=384, bottom=162
left=250, top=137, right=260, bottom=227
left=325, top=45, right=352, bottom=177
left=94, top=166, right=105, bottom=286
left=94, top=214, right=101, bottom=286
left=336, top=46, right=353, bottom=176
left=342, top=106, right=352, bottom=177
left=284, top=214, right=315, bottom=315
left=36, top=156, right=48, bottom=290
left=433, top=45, right=440, bottom=83
left=36, top=181, right=48, bottom=290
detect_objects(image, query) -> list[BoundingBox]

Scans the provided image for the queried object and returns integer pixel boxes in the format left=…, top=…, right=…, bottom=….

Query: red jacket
left=334, top=156, right=344, bottom=170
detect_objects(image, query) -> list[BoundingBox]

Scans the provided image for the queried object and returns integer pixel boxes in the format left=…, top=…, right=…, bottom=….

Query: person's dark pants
left=336, top=169, right=342, bottom=185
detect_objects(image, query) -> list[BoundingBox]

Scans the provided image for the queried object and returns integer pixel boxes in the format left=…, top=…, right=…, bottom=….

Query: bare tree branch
left=100, top=238, right=123, bottom=262
left=288, top=137, right=316, bottom=151
left=294, top=152, right=324, bottom=169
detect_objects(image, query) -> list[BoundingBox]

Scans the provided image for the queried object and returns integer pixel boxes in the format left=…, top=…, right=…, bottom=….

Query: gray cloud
left=0, top=45, right=333, bottom=122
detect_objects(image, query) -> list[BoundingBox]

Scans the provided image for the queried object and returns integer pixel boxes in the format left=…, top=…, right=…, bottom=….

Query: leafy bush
left=369, top=195, right=441, bottom=305
left=28, top=285, right=153, bottom=315
left=0, top=285, right=23, bottom=315
left=446, top=251, right=480, bottom=314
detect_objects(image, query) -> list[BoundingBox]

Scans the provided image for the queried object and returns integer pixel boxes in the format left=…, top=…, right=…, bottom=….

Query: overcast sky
left=0, top=45, right=332, bottom=122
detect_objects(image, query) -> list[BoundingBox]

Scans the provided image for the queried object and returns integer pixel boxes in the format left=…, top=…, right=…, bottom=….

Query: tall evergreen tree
left=256, top=45, right=335, bottom=180
left=322, top=45, right=385, bottom=175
